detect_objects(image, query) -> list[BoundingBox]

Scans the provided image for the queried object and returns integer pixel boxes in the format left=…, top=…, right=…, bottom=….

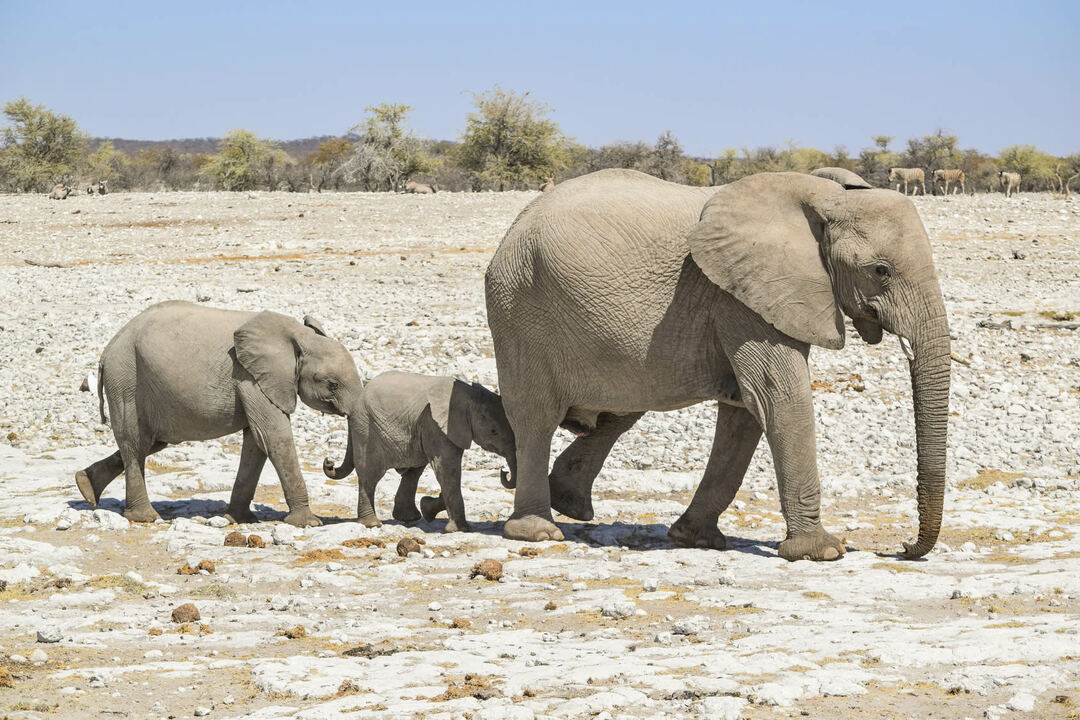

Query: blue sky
left=1, top=1, right=1076, bottom=156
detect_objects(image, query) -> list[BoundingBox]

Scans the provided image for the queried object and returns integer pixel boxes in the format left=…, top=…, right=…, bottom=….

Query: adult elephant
left=484, top=169, right=950, bottom=561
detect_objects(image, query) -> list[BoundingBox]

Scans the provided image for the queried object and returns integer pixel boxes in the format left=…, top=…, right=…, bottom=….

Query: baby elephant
left=76, top=301, right=364, bottom=526
left=323, top=371, right=515, bottom=532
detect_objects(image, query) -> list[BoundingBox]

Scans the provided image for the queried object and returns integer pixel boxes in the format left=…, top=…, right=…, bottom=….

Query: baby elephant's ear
left=233, top=311, right=300, bottom=414
left=427, top=380, right=473, bottom=450
left=303, top=315, right=328, bottom=337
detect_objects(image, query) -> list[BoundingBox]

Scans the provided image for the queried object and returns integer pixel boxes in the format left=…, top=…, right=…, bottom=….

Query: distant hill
left=90, top=136, right=344, bottom=160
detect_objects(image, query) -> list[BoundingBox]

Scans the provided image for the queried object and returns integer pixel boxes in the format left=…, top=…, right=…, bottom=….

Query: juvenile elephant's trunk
left=900, top=311, right=951, bottom=559
left=323, top=427, right=354, bottom=480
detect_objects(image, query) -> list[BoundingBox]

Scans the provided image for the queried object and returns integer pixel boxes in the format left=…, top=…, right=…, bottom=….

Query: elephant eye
left=873, top=264, right=890, bottom=278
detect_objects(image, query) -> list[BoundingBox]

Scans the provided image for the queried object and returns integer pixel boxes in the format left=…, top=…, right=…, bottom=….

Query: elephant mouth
left=853, top=316, right=883, bottom=345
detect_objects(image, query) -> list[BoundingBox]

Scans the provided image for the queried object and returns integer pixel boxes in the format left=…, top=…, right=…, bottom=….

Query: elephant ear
left=233, top=311, right=300, bottom=414
left=688, top=172, right=846, bottom=350
left=303, top=315, right=328, bottom=337
left=810, top=167, right=872, bottom=189
left=427, top=379, right=473, bottom=450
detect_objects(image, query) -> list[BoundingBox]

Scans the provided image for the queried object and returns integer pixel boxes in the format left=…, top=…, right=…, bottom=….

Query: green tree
left=857, top=135, right=900, bottom=187
left=457, top=86, right=570, bottom=191
left=307, top=137, right=353, bottom=191
left=0, top=98, right=88, bottom=192
left=85, top=141, right=132, bottom=189
left=647, top=131, right=685, bottom=182
left=342, top=104, right=430, bottom=191
left=200, top=129, right=280, bottom=191
left=685, top=161, right=711, bottom=186
left=999, top=145, right=1056, bottom=190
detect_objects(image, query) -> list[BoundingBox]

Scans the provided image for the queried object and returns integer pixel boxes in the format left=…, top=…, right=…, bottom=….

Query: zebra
left=889, top=167, right=926, bottom=196
left=999, top=171, right=1021, bottom=198
left=933, top=169, right=965, bottom=195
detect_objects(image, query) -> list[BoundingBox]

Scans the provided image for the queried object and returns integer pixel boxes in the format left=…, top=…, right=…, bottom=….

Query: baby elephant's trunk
left=323, top=430, right=354, bottom=479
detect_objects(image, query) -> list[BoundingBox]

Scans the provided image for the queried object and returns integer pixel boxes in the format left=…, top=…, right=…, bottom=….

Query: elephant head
left=688, top=172, right=950, bottom=558
left=233, top=311, right=364, bottom=418
left=420, top=380, right=518, bottom=487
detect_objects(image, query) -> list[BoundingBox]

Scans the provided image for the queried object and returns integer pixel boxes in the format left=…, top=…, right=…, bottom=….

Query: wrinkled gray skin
left=810, top=167, right=872, bottom=189
left=49, top=183, right=72, bottom=199
left=76, top=301, right=364, bottom=527
left=889, top=167, right=926, bottom=196
left=485, top=169, right=950, bottom=561
left=999, top=171, right=1021, bottom=198
left=323, top=371, right=516, bottom=533
left=933, top=169, right=965, bottom=195
left=403, top=181, right=435, bottom=194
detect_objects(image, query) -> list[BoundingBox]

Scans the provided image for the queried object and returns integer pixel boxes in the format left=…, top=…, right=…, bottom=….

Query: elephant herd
left=889, top=167, right=1022, bottom=197
left=76, top=167, right=952, bottom=563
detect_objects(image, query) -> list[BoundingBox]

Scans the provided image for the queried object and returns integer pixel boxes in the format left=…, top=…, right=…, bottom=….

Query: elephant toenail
left=823, top=547, right=839, bottom=560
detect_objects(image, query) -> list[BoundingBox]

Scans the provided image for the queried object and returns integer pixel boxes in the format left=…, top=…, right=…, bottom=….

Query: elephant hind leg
left=549, top=411, right=644, bottom=521
left=77, top=442, right=166, bottom=506
left=669, top=404, right=760, bottom=550
left=392, top=467, right=424, bottom=523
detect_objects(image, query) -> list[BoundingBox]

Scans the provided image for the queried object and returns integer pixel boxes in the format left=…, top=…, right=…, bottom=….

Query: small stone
left=271, top=525, right=295, bottom=546
left=56, top=507, right=81, bottom=531
left=207, top=516, right=229, bottom=528
left=994, top=530, right=1015, bottom=542
left=29, top=648, right=47, bottom=665
left=194, top=706, right=212, bottom=716
left=428, top=601, right=442, bottom=612
left=88, top=674, right=106, bottom=688
left=544, top=601, right=557, bottom=611
left=959, top=541, right=977, bottom=553
left=36, top=627, right=63, bottom=643
left=171, top=603, right=201, bottom=623
left=422, top=548, right=435, bottom=558
left=1006, top=692, right=1036, bottom=712
left=673, top=615, right=711, bottom=636
left=246, top=534, right=266, bottom=548
left=276, top=625, right=306, bottom=639
left=144, top=649, right=163, bottom=659
left=470, top=559, right=503, bottom=581
left=222, top=695, right=234, bottom=705
left=601, top=600, right=636, bottom=619
left=224, top=532, right=246, bottom=547
left=571, top=582, right=587, bottom=592
left=642, top=578, right=659, bottom=592
left=8, top=654, right=27, bottom=664
left=397, top=537, right=422, bottom=556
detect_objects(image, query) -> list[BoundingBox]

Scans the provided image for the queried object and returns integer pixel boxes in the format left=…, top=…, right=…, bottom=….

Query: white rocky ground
left=0, top=188, right=1077, bottom=720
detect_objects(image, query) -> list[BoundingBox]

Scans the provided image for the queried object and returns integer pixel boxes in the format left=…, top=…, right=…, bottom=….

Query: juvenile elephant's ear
left=303, top=315, right=328, bottom=337
left=427, top=379, right=473, bottom=450
left=810, top=167, right=873, bottom=189
left=233, top=311, right=300, bottom=414
left=688, top=173, right=846, bottom=349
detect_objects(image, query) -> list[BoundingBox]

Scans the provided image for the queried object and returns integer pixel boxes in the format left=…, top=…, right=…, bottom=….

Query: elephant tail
left=97, top=358, right=107, bottom=424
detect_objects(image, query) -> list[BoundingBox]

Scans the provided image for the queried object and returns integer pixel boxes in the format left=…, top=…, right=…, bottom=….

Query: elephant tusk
left=898, top=335, right=916, bottom=362
left=949, top=351, right=971, bottom=366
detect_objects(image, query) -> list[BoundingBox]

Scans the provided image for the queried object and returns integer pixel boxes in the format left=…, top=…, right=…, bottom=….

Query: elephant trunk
left=323, top=422, right=355, bottom=480
left=900, top=310, right=951, bottom=559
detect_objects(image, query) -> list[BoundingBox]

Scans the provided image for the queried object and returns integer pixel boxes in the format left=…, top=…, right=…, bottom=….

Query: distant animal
left=999, top=171, right=1021, bottom=198
left=889, top=167, right=926, bottom=196
left=322, top=371, right=517, bottom=532
left=48, top=183, right=72, bottom=200
left=403, top=181, right=435, bottom=194
left=539, top=177, right=556, bottom=192
left=87, top=180, right=107, bottom=195
left=809, top=167, right=872, bottom=189
left=76, top=301, right=365, bottom=527
left=933, top=169, right=965, bottom=195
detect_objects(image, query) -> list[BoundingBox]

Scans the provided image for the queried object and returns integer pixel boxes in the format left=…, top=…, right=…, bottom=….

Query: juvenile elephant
left=485, top=169, right=950, bottom=561
left=76, top=301, right=365, bottom=526
left=322, top=371, right=516, bottom=532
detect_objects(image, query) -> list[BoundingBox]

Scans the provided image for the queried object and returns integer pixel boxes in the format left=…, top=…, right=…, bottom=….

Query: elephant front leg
left=669, top=403, right=761, bottom=550
left=430, top=451, right=469, bottom=533
left=355, top=466, right=385, bottom=527
left=225, top=428, right=265, bottom=524
left=727, top=338, right=845, bottom=562
left=549, top=411, right=644, bottom=521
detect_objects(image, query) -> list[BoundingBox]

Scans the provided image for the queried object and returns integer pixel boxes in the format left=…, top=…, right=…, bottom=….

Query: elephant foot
left=778, top=526, right=846, bottom=562
left=419, top=495, right=443, bottom=522
left=668, top=516, right=728, bottom=550
left=123, top=504, right=161, bottom=523
left=504, top=514, right=563, bottom=542
left=75, top=470, right=100, bottom=506
left=225, top=506, right=259, bottom=525
left=549, top=477, right=595, bottom=521
left=356, top=513, right=382, bottom=528
left=284, top=508, right=322, bottom=528
left=444, top=518, right=470, bottom=533
left=392, top=502, right=422, bottom=524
